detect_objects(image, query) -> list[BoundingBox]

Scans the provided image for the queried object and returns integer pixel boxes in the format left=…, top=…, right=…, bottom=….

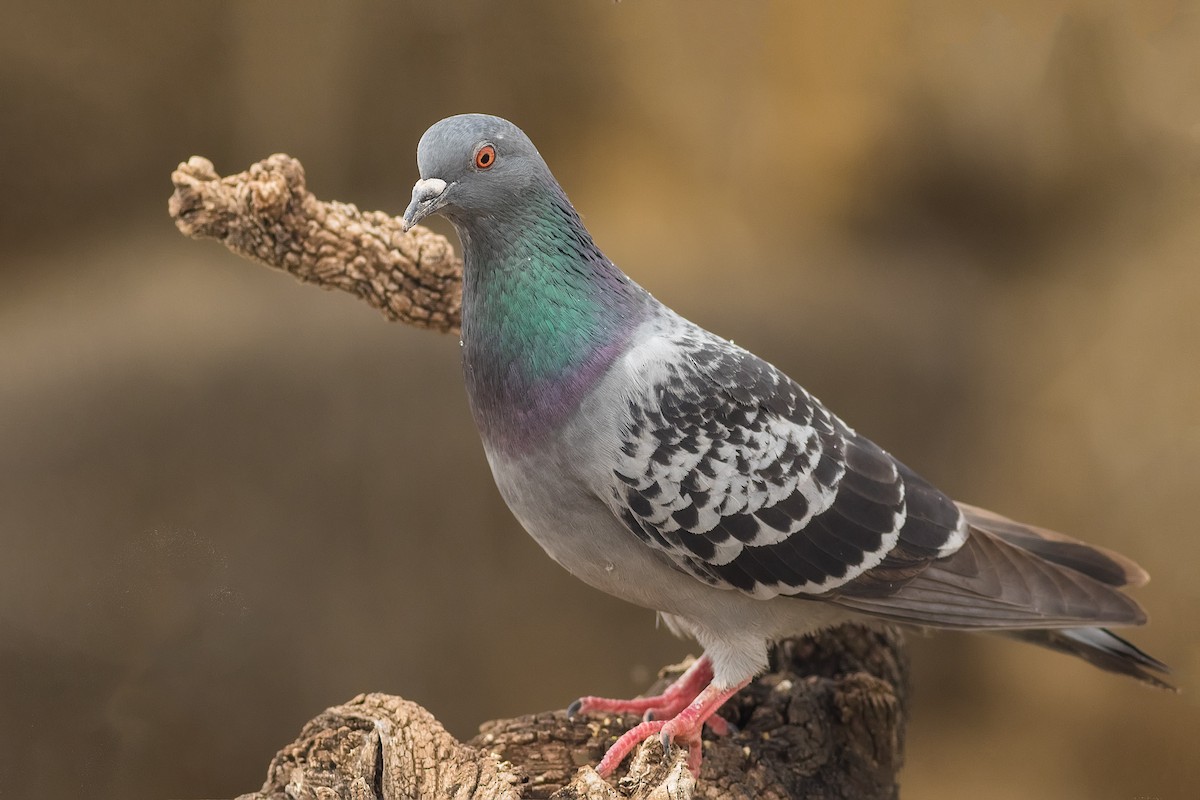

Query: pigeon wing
left=604, top=326, right=967, bottom=601
left=603, top=325, right=1148, bottom=630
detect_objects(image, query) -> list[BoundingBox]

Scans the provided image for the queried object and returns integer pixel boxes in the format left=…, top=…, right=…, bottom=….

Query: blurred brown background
left=2, top=1, right=1198, bottom=798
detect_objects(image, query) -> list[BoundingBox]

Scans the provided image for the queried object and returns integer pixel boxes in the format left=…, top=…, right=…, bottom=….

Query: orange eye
left=475, top=144, right=496, bottom=170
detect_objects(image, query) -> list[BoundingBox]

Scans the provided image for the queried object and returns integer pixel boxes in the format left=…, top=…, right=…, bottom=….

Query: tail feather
left=833, top=524, right=1148, bottom=629
left=1004, top=627, right=1175, bottom=691
left=956, top=503, right=1149, bottom=588
left=832, top=501, right=1171, bottom=686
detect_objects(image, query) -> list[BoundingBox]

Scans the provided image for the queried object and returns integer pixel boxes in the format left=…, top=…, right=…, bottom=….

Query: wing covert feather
left=603, top=325, right=966, bottom=600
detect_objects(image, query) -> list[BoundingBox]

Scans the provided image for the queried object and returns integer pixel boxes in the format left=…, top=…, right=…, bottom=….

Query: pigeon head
left=401, top=115, right=651, bottom=451
left=402, top=114, right=550, bottom=232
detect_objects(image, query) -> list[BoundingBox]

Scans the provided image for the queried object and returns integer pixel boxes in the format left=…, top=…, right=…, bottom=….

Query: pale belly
left=481, top=437, right=853, bottom=652
left=485, top=440, right=684, bottom=611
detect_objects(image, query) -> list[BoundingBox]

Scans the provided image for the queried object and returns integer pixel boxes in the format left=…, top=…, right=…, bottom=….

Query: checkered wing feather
left=605, top=326, right=967, bottom=601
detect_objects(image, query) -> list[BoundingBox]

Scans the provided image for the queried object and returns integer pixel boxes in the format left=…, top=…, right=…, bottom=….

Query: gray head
left=401, top=114, right=553, bottom=232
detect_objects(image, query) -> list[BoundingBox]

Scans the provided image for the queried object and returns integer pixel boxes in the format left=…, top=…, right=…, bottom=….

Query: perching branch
left=170, top=154, right=462, bottom=333
left=170, top=156, right=909, bottom=800
left=232, top=629, right=907, bottom=800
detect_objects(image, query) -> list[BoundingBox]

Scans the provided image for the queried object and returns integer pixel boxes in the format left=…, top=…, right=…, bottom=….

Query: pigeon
left=400, top=114, right=1169, bottom=778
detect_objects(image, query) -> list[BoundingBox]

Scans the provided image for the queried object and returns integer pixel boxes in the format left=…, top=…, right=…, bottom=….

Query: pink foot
left=588, top=679, right=750, bottom=778
left=568, top=655, right=733, bottom=732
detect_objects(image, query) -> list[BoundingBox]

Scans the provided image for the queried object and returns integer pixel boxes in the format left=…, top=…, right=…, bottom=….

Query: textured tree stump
left=232, top=629, right=906, bottom=800
left=169, top=155, right=910, bottom=800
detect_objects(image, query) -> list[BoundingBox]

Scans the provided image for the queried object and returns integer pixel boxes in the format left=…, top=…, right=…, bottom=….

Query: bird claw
left=595, top=719, right=669, bottom=777
left=658, top=723, right=705, bottom=778
left=572, top=667, right=749, bottom=778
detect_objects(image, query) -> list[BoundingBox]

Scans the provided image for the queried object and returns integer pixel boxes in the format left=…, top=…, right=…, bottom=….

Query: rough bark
left=169, top=154, right=462, bottom=334
left=233, top=628, right=906, bottom=800
left=169, top=156, right=909, bottom=800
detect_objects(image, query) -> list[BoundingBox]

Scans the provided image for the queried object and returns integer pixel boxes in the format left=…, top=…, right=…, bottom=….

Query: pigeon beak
left=401, top=177, right=450, bottom=232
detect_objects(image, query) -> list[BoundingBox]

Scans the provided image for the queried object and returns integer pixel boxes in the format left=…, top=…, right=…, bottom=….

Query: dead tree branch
left=170, top=154, right=461, bottom=333
left=169, top=156, right=909, bottom=800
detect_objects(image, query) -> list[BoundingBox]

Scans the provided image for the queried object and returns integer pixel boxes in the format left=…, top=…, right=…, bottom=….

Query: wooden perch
left=169, top=156, right=910, bottom=800
left=231, top=631, right=907, bottom=800
left=170, top=154, right=462, bottom=333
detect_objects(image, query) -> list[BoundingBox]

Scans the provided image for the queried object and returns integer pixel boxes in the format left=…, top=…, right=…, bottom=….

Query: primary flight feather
left=400, top=113, right=1168, bottom=778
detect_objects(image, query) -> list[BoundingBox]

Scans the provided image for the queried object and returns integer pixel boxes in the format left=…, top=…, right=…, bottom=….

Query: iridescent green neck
left=457, top=185, right=648, bottom=450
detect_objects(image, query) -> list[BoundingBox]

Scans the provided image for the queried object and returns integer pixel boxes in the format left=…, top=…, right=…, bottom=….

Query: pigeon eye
left=475, top=145, right=496, bottom=170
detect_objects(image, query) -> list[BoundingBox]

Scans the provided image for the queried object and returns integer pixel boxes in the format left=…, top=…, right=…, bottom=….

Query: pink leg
left=595, top=679, right=750, bottom=778
left=568, top=654, right=715, bottom=722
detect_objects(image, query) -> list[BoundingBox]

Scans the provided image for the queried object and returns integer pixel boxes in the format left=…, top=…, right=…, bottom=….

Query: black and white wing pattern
left=604, top=322, right=968, bottom=601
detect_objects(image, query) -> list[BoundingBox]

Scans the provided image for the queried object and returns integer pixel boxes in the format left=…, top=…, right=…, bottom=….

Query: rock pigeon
left=400, top=114, right=1169, bottom=778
